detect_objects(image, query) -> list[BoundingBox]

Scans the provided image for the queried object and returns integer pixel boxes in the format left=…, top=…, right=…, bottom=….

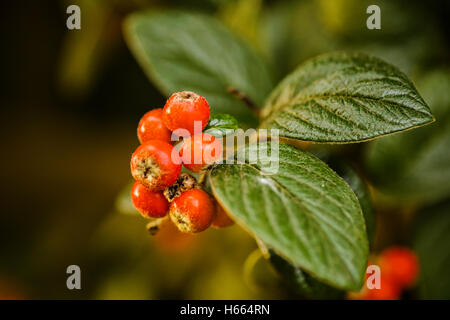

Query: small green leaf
left=260, top=52, right=434, bottom=143
left=209, top=143, right=369, bottom=290
left=205, top=114, right=239, bottom=137
left=413, top=201, right=450, bottom=299
left=206, top=114, right=239, bottom=130
left=124, top=11, right=273, bottom=125
left=365, top=70, right=450, bottom=205
left=269, top=251, right=344, bottom=299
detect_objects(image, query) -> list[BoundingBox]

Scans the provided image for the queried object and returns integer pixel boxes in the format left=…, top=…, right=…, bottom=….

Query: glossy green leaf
left=209, top=143, right=369, bottom=290
left=306, top=150, right=375, bottom=244
left=205, top=114, right=239, bottom=137
left=414, top=201, right=450, bottom=299
left=324, top=157, right=375, bottom=246
left=124, top=11, right=273, bottom=125
left=340, top=168, right=374, bottom=246
left=365, top=70, right=450, bottom=204
left=260, top=52, right=434, bottom=142
left=269, top=251, right=344, bottom=299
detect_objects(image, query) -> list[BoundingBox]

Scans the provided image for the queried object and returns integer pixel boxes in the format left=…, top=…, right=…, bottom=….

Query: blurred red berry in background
left=379, top=246, right=419, bottom=288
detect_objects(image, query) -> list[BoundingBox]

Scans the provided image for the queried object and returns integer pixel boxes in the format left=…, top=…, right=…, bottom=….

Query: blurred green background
left=0, top=0, right=449, bottom=299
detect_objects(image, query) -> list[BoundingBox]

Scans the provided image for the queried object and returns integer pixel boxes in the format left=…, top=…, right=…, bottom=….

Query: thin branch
left=227, top=87, right=260, bottom=117
left=197, top=169, right=209, bottom=186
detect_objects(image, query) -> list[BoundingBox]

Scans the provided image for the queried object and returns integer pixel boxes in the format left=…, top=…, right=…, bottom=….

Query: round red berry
left=137, top=108, right=172, bottom=144
left=131, top=181, right=169, bottom=218
left=169, top=189, right=215, bottom=233
left=130, top=140, right=182, bottom=190
left=211, top=202, right=234, bottom=228
left=179, top=133, right=222, bottom=173
left=378, top=246, right=419, bottom=288
left=162, top=91, right=210, bottom=136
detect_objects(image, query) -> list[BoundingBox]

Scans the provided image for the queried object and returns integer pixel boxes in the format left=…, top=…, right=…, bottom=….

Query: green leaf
left=124, top=11, right=273, bottom=125
left=205, top=114, right=239, bottom=137
left=365, top=70, right=450, bottom=205
left=269, top=251, right=344, bottom=299
left=306, top=150, right=375, bottom=245
left=413, top=201, right=450, bottom=299
left=209, top=142, right=369, bottom=290
left=339, top=167, right=374, bottom=247
left=325, top=157, right=375, bottom=246
left=260, top=52, right=434, bottom=143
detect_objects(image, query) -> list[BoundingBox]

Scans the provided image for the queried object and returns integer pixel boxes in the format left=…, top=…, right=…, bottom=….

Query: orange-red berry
left=137, top=108, right=172, bottom=144
left=131, top=181, right=169, bottom=218
left=130, top=140, right=181, bottom=190
left=162, top=91, right=210, bottom=136
left=179, top=133, right=222, bottom=172
left=378, top=246, right=419, bottom=288
left=169, top=189, right=215, bottom=233
left=211, top=202, right=234, bottom=228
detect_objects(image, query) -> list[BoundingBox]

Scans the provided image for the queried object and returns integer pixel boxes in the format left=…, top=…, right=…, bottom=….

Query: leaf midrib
left=262, top=92, right=432, bottom=128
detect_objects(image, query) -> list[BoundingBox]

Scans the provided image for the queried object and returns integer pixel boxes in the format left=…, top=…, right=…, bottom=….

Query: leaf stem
left=227, top=87, right=260, bottom=117
left=197, top=169, right=209, bottom=187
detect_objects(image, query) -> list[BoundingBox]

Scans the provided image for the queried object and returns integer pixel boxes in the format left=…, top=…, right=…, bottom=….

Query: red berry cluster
left=130, top=91, right=233, bottom=233
left=349, top=246, right=419, bottom=300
